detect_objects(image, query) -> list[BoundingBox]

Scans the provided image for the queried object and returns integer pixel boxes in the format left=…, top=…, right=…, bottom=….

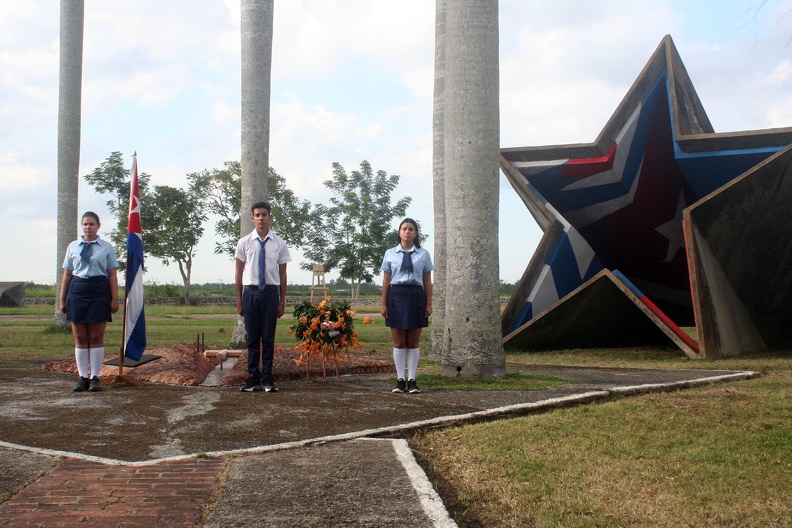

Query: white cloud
left=272, top=0, right=434, bottom=81
left=212, top=100, right=237, bottom=122
left=0, top=153, right=50, bottom=191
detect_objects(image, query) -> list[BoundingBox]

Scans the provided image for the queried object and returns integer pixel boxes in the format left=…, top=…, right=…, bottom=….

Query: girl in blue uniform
left=380, top=218, right=433, bottom=394
left=59, top=212, right=120, bottom=392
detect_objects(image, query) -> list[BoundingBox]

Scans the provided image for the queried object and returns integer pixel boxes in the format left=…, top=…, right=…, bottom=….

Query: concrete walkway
left=0, top=365, right=757, bottom=527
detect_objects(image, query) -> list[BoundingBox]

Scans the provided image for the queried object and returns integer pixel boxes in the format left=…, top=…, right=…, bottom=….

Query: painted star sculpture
left=500, top=35, right=792, bottom=358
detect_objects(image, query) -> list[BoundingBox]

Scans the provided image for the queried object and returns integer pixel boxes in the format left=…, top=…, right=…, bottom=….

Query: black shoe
left=262, top=380, right=278, bottom=393
left=407, top=379, right=421, bottom=394
left=73, top=377, right=90, bottom=392
left=89, top=376, right=102, bottom=392
left=240, top=377, right=262, bottom=392
left=392, top=378, right=406, bottom=393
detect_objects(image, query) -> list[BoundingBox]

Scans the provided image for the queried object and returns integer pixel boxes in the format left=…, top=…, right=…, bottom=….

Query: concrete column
left=54, top=0, right=84, bottom=327
left=234, top=0, right=274, bottom=349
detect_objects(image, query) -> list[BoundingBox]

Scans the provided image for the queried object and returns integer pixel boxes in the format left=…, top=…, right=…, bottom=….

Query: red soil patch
left=220, top=348, right=396, bottom=386
left=41, top=343, right=395, bottom=386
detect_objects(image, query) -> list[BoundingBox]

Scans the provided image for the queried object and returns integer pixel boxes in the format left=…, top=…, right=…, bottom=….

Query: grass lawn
left=1, top=305, right=789, bottom=526
left=411, top=349, right=792, bottom=527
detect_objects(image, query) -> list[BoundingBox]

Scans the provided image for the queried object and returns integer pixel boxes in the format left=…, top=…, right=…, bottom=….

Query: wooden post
left=310, top=264, right=328, bottom=302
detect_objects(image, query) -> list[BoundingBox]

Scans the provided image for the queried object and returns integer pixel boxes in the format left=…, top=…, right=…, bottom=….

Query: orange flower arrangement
left=287, top=296, right=362, bottom=379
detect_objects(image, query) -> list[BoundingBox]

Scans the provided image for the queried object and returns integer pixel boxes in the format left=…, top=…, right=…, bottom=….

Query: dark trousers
left=243, top=285, right=279, bottom=381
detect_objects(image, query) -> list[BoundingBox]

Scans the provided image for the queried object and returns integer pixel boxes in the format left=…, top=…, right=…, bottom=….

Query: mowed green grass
left=2, top=305, right=789, bottom=526
left=411, top=349, right=792, bottom=528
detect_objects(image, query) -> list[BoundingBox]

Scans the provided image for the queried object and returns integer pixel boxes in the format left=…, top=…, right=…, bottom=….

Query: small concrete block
left=0, top=282, right=25, bottom=307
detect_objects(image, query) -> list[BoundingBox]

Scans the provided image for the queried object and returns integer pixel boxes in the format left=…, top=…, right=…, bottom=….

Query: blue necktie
left=401, top=249, right=413, bottom=273
left=80, top=242, right=93, bottom=261
left=258, top=238, right=267, bottom=289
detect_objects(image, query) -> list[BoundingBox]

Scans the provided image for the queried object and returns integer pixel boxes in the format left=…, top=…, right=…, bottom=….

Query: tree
left=54, top=0, right=84, bottom=327
left=302, top=160, right=412, bottom=299
left=145, top=185, right=206, bottom=304
left=84, top=152, right=204, bottom=304
left=441, top=0, right=505, bottom=377
left=188, top=162, right=311, bottom=257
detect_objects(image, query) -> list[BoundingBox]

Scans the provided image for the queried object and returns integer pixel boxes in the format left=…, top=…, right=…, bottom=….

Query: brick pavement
left=0, top=457, right=227, bottom=527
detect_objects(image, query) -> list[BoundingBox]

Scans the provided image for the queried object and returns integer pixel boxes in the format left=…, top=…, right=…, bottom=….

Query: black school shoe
left=392, top=378, right=407, bottom=394
left=240, top=377, right=262, bottom=392
left=89, top=376, right=102, bottom=392
left=262, top=380, right=278, bottom=393
left=73, top=377, right=90, bottom=392
left=407, top=379, right=421, bottom=394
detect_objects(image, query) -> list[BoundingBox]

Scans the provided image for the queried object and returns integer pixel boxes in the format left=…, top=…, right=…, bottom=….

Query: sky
left=2, top=0, right=791, bottom=287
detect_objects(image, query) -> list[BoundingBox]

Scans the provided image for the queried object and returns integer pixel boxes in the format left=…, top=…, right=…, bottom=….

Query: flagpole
left=119, top=251, right=128, bottom=377
left=112, top=151, right=144, bottom=387
left=118, top=253, right=129, bottom=378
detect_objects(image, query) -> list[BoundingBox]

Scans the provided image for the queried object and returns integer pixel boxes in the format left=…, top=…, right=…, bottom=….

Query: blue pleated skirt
left=66, top=276, right=112, bottom=323
left=385, top=284, right=428, bottom=329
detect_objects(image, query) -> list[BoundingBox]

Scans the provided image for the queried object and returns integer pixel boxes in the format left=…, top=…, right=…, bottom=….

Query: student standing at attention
left=59, top=212, right=120, bottom=392
left=235, top=201, right=292, bottom=392
left=380, top=218, right=433, bottom=394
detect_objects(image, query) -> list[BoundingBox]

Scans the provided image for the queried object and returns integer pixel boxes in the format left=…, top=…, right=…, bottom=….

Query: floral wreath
left=287, top=296, right=366, bottom=379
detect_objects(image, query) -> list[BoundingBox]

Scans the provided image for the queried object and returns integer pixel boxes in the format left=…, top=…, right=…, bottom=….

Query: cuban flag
left=124, top=153, right=146, bottom=361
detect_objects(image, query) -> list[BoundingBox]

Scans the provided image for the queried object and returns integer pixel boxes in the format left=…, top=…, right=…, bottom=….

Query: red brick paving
left=23, top=346, right=395, bottom=525
left=0, top=457, right=227, bottom=527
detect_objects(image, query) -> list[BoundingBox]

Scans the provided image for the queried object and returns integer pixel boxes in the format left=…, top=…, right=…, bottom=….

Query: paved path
left=0, top=365, right=757, bottom=527
left=0, top=457, right=226, bottom=527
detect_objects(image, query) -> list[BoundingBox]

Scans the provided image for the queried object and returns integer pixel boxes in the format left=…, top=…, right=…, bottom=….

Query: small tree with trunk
left=302, top=160, right=412, bottom=300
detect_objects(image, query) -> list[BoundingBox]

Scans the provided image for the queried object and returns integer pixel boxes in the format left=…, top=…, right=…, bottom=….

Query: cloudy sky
left=2, top=0, right=791, bottom=286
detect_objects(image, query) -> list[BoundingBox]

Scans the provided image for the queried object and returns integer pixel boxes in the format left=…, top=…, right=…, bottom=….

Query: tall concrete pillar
left=240, top=0, right=274, bottom=218
left=429, top=0, right=447, bottom=361
left=54, top=0, right=84, bottom=327
left=441, top=0, right=505, bottom=377
left=233, top=0, right=274, bottom=348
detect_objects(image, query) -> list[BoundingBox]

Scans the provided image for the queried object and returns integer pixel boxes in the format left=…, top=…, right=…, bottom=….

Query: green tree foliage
left=83, top=151, right=152, bottom=264
left=145, top=185, right=207, bottom=304
left=188, top=162, right=312, bottom=257
left=302, top=160, right=412, bottom=299
left=84, top=152, right=206, bottom=304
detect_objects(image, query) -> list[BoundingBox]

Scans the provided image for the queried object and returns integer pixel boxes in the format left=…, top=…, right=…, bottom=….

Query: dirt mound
left=41, top=343, right=395, bottom=386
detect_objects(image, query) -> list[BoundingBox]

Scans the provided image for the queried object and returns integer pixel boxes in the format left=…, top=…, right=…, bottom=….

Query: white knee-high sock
left=407, top=348, right=420, bottom=380
left=392, top=348, right=406, bottom=380
left=89, top=347, right=105, bottom=378
left=75, top=348, right=90, bottom=378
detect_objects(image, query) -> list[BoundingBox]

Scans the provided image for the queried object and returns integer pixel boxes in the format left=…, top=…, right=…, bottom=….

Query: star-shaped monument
left=500, top=35, right=792, bottom=358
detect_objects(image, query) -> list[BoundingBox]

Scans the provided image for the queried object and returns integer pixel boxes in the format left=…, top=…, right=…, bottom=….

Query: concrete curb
left=390, top=438, right=459, bottom=528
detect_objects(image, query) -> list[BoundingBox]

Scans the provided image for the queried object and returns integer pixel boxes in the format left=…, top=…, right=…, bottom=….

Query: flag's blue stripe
left=125, top=232, right=146, bottom=361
